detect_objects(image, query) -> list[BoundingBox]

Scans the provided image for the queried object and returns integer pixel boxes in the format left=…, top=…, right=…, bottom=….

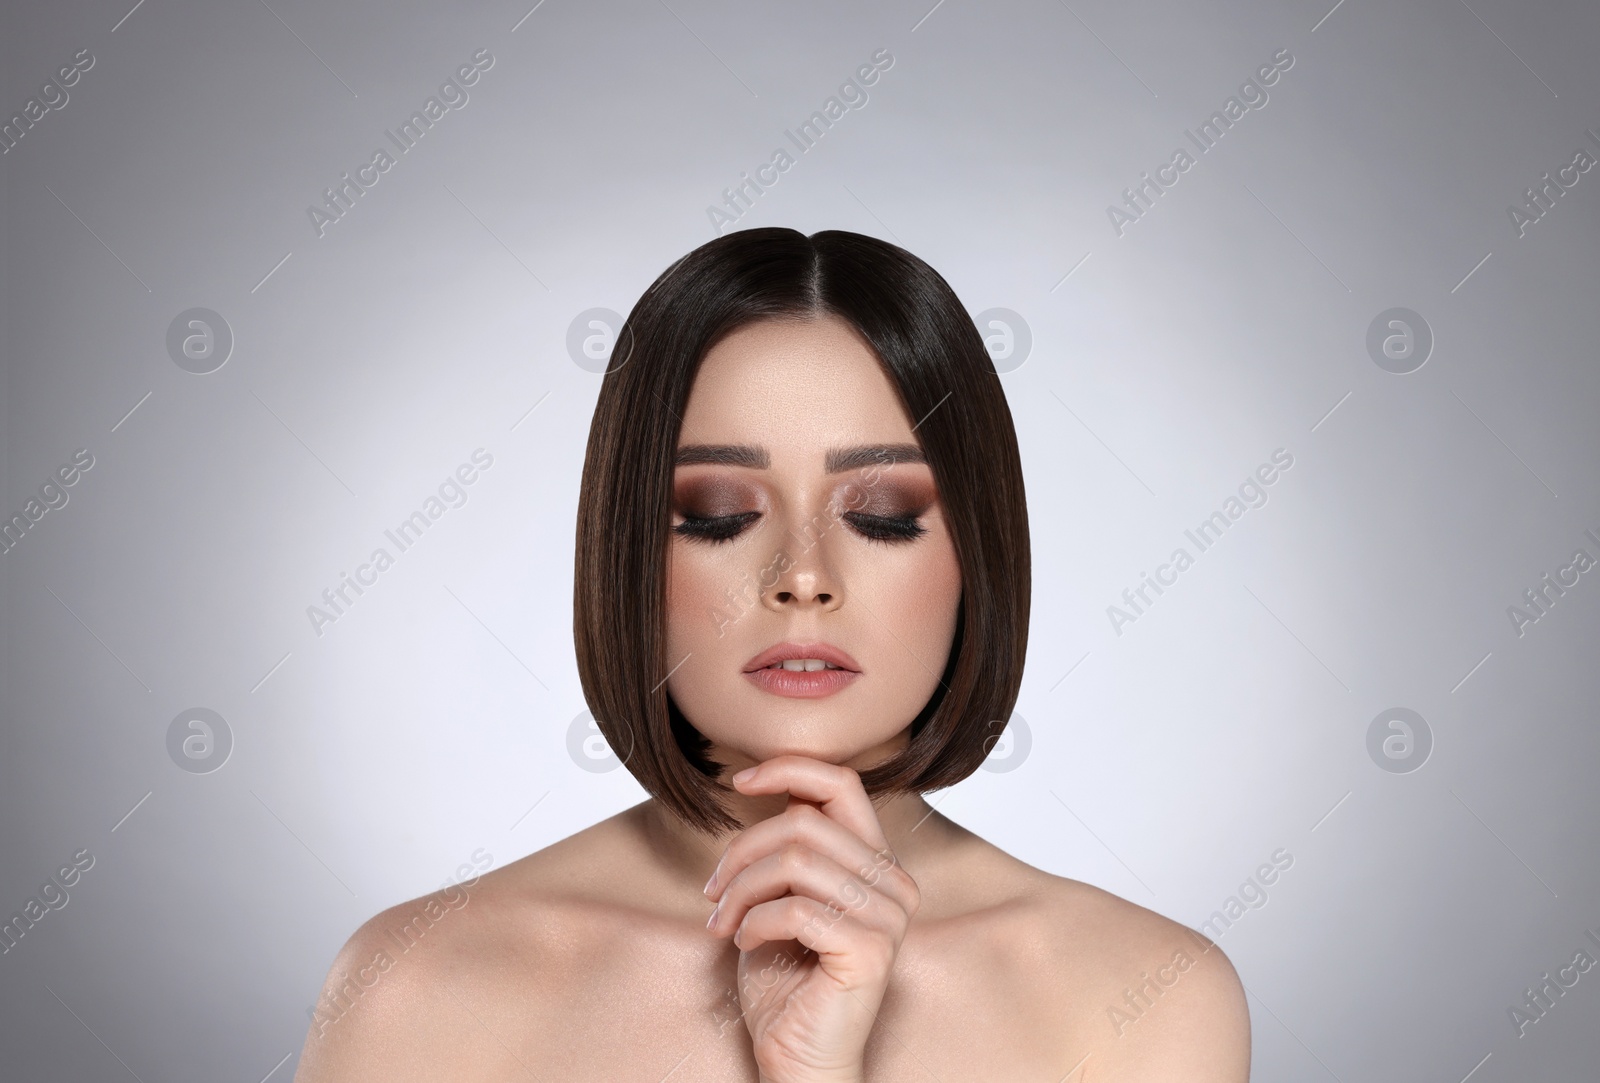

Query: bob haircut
left=574, top=227, right=1030, bottom=835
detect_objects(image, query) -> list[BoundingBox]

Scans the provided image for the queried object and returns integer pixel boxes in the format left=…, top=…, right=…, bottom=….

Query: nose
left=770, top=576, right=835, bottom=608
left=764, top=530, right=843, bottom=612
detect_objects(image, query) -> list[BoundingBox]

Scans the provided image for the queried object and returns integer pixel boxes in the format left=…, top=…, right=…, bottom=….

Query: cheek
left=664, top=544, right=762, bottom=733
left=664, top=548, right=705, bottom=648
left=857, top=535, right=961, bottom=728
left=853, top=534, right=962, bottom=659
left=665, top=544, right=744, bottom=652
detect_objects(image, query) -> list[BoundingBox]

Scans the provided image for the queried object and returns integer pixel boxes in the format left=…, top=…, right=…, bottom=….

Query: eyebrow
left=673, top=443, right=926, bottom=473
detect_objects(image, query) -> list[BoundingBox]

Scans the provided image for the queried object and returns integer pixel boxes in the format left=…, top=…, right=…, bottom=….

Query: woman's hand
left=703, top=755, right=921, bottom=1083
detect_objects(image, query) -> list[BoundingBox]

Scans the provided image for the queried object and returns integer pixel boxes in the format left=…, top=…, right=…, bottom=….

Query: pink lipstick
left=743, top=642, right=861, bottom=699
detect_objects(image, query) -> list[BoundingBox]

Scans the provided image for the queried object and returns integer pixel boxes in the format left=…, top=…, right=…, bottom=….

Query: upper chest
left=466, top=910, right=1096, bottom=1083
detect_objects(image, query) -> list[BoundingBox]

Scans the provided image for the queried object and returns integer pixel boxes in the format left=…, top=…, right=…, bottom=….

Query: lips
left=741, top=642, right=862, bottom=699
left=742, top=641, right=862, bottom=674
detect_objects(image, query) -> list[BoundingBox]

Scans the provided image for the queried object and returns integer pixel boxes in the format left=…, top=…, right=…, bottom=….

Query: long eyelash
left=673, top=510, right=928, bottom=545
left=845, top=511, right=928, bottom=543
left=673, top=511, right=760, bottom=543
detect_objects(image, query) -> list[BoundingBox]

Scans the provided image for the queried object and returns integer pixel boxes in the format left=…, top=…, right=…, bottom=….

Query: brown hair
left=574, top=228, right=1030, bottom=834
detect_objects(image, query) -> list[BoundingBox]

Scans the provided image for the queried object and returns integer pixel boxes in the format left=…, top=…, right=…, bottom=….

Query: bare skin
left=295, top=315, right=1250, bottom=1081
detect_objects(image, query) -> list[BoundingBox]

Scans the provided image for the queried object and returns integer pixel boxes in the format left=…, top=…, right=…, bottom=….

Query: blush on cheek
left=666, top=542, right=759, bottom=656
left=665, top=547, right=711, bottom=643
left=851, top=527, right=962, bottom=716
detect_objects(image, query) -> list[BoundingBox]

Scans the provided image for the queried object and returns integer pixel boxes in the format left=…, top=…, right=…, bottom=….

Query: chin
left=708, top=716, right=907, bottom=770
left=674, top=678, right=913, bottom=765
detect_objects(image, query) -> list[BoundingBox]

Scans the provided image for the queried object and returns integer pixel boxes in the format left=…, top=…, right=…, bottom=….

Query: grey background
left=3, top=0, right=1598, bottom=1079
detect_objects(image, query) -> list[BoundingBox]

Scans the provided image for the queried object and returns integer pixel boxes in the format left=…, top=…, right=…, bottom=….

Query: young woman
left=295, top=229, right=1251, bottom=1082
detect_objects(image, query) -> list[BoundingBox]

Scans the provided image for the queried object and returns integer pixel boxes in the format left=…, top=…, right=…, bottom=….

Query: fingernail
left=703, top=869, right=718, bottom=896
left=706, top=903, right=720, bottom=930
left=732, top=767, right=757, bottom=784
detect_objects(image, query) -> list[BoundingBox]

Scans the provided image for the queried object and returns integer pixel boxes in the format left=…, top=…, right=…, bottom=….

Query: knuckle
left=894, top=896, right=917, bottom=928
left=777, top=842, right=811, bottom=872
left=900, top=873, right=922, bottom=914
left=892, top=867, right=920, bottom=902
left=837, top=878, right=870, bottom=909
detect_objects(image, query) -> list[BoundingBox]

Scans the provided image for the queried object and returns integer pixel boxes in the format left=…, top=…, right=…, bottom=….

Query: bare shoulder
left=905, top=818, right=1248, bottom=1079
left=293, top=814, right=638, bottom=1082
left=1021, top=866, right=1252, bottom=1081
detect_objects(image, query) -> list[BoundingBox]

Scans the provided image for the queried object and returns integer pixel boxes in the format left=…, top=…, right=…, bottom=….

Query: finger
left=735, top=897, right=899, bottom=984
left=708, top=803, right=917, bottom=916
left=707, top=842, right=909, bottom=940
left=731, top=756, right=888, bottom=850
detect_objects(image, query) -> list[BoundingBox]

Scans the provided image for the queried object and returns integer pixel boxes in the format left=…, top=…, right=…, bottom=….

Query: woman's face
left=664, top=314, right=963, bottom=774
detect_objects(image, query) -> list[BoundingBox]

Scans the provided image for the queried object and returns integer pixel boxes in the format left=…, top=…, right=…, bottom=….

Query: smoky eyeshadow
left=673, top=468, right=939, bottom=521
left=838, top=476, right=938, bottom=519
left=672, top=476, right=758, bottom=518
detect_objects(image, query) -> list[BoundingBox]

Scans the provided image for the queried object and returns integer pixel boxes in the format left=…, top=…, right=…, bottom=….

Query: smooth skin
left=295, top=315, right=1250, bottom=1082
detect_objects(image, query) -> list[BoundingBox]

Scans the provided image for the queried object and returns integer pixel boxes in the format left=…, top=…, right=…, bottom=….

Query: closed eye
left=672, top=510, right=930, bottom=545
left=845, top=511, right=928, bottom=543
left=673, top=511, right=760, bottom=543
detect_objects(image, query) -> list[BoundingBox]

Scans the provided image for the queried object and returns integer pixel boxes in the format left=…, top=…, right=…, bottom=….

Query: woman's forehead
left=682, top=318, right=915, bottom=452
